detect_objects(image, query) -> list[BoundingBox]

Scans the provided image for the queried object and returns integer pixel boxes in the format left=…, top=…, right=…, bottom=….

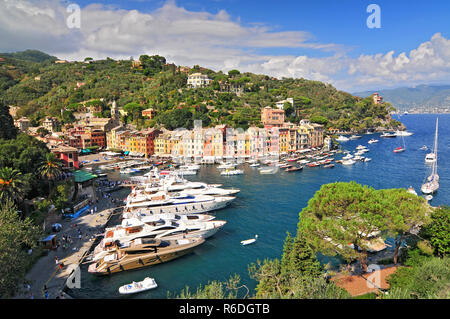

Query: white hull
left=125, top=196, right=235, bottom=215
left=119, top=278, right=157, bottom=294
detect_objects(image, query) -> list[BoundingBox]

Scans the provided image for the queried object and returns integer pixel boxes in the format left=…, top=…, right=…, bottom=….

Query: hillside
left=354, top=85, right=450, bottom=111
left=0, top=50, right=399, bottom=132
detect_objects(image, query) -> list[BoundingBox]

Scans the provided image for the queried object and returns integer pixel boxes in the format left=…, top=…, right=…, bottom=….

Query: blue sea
left=70, top=114, right=449, bottom=299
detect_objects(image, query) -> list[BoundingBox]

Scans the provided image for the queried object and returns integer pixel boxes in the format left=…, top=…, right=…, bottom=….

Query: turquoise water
left=70, top=114, right=450, bottom=299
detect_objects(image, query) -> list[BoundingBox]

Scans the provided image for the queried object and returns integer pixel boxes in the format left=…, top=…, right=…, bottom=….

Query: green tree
left=299, top=182, right=386, bottom=272
left=0, top=167, right=28, bottom=203
left=419, top=206, right=450, bottom=257
left=379, top=188, right=430, bottom=264
left=0, top=199, right=41, bottom=298
left=0, top=102, right=17, bottom=140
left=36, top=127, right=49, bottom=137
left=38, top=152, right=63, bottom=194
left=173, top=274, right=245, bottom=299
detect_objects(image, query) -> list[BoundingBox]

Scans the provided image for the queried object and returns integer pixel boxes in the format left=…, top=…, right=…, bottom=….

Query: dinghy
left=118, top=277, right=158, bottom=295
left=241, top=235, right=258, bottom=246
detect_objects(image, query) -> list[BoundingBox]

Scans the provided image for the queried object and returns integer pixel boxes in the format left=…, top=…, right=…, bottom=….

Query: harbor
left=60, top=114, right=448, bottom=299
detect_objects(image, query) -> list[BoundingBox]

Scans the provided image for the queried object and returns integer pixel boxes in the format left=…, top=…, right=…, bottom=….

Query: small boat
left=241, top=235, right=258, bottom=246
left=249, top=163, right=260, bottom=167
left=342, top=154, right=354, bottom=160
left=342, top=159, right=356, bottom=165
left=363, top=158, right=371, bottom=162
left=380, top=132, right=397, bottom=138
left=349, top=135, right=362, bottom=140
left=322, top=164, right=335, bottom=168
left=286, top=166, right=303, bottom=172
left=119, top=277, right=158, bottom=295
left=259, top=167, right=278, bottom=174
left=424, top=195, right=433, bottom=201
left=306, top=162, right=320, bottom=167
left=425, top=153, right=436, bottom=164
left=420, top=145, right=428, bottom=151
left=220, top=169, right=244, bottom=176
left=368, top=139, right=378, bottom=144
left=393, top=147, right=405, bottom=153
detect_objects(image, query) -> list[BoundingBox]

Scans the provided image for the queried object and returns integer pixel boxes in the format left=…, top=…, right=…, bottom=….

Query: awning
left=73, top=170, right=97, bottom=183
left=41, top=234, right=56, bottom=242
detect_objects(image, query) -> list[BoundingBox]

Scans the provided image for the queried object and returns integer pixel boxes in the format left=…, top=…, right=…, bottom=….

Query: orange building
left=261, top=107, right=285, bottom=128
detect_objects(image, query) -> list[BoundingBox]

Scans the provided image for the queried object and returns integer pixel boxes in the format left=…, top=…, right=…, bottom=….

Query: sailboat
left=421, top=118, right=439, bottom=194
left=393, top=134, right=406, bottom=153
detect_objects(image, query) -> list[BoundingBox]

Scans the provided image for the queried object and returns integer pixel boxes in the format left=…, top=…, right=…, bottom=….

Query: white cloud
left=0, top=0, right=449, bottom=92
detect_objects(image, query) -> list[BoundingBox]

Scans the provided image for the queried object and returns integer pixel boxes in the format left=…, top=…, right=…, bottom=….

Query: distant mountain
left=353, top=85, right=450, bottom=110
left=0, top=50, right=57, bottom=63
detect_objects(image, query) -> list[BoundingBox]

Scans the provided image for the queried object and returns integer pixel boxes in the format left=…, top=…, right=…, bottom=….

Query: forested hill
left=0, top=50, right=399, bottom=131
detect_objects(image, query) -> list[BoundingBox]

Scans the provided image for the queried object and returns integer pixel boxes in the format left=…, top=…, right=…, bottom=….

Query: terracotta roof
left=330, top=266, right=398, bottom=297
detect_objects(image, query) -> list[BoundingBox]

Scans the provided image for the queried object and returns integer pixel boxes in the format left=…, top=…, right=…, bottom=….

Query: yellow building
left=298, top=120, right=324, bottom=149
left=154, top=131, right=174, bottom=156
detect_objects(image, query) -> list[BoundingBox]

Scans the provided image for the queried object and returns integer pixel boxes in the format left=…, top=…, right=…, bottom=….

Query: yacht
left=175, top=169, right=197, bottom=175
left=380, top=132, right=397, bottom=138
left=395, top=130, right=413, bottom=136
left=336, top=135, right=349, bottom=142
left=217, top=163, right=237, bottom=170
left=178, top=164, right=201, bottom=171
left=94, top=218, right=225, bottom=257
left=122, top=212, right=215, bottom=223
left=88, top=237, right=205, bottom=275
left=124, top=191, right=236, bottom=214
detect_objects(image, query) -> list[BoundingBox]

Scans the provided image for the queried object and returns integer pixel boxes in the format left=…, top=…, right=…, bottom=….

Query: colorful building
left=49, top=145, right=79, bottom=169
left=261, top=107, right=285, bottom=128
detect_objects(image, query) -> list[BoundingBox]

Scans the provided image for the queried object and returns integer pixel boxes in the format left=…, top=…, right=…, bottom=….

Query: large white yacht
left=124, top=191, right=235, bottom=214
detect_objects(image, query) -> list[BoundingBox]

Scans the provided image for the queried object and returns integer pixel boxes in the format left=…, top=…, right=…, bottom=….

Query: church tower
left=111, top=100, right=119, bottom=121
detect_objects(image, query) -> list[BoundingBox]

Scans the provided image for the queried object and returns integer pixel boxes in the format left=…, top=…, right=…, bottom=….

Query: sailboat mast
left=434, top=118, right=438, bottom=175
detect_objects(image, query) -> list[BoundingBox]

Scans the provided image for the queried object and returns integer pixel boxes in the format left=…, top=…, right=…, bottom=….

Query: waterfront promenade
left=17, top=184, right=124, bottom=299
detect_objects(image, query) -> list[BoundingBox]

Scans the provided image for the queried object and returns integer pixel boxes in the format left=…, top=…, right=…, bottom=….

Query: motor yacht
left=88, top=237, right=205, bottom=275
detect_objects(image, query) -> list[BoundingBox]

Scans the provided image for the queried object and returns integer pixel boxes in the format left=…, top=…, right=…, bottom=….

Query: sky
left=0, top=0, right=449, bottom=92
